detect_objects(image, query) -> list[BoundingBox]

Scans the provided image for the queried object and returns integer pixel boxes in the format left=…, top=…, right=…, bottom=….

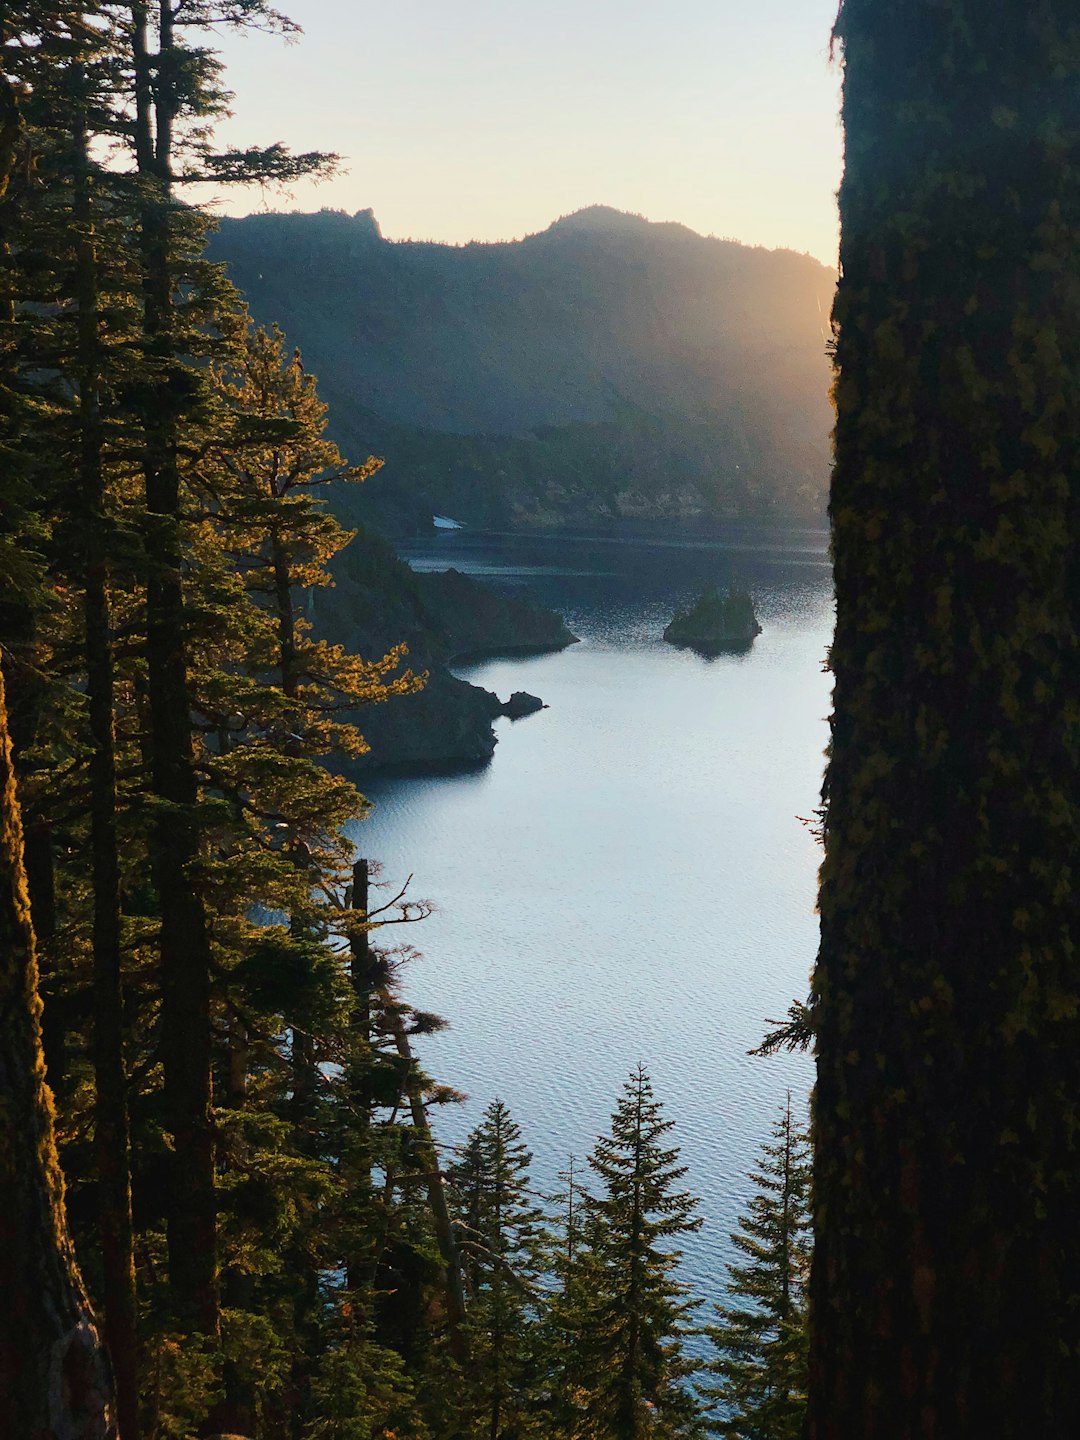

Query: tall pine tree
left=568, top=1066, right=705, bottom=1440
left=123, top=0, right=336, bottom=1337
left=703, top=1096, right=810, bottom=1439
left=449, top=1098, right=546, bottom=1439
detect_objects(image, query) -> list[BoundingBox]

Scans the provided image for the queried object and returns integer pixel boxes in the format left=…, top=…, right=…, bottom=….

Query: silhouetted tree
left=812, top=3, right=1080, bottom=1434
left=449, top=1098, right=545, bottom=1438
left=703, top=1096, right=810, bottom=1438
left=122, top=0, right=336, bottom=1338
left=571, top=1066, right=705, bottom=1440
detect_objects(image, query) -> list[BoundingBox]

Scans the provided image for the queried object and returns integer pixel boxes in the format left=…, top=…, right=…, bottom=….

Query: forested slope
left=208, top=206, right=836, bottom=533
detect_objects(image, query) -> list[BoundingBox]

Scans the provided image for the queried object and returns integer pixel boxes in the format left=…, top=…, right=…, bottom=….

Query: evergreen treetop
left=449, top=1097, right=547, bottom=1438
left=573, top=1064, right=706, bottom=1440
left=703, top=1094, right=811, bottom=1439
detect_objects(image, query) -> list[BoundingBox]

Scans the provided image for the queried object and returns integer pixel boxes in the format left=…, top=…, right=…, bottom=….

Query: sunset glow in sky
left=212, top=0, right=843, bottom=263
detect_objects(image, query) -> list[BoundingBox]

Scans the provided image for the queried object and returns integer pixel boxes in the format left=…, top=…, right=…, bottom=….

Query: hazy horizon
left=218, top=201, right=837, bottom=265
left=209, top=0, right=843, bottom=266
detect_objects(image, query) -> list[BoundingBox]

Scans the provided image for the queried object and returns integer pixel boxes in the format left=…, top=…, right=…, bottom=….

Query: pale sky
left=211, top=0, right=843, bottom=264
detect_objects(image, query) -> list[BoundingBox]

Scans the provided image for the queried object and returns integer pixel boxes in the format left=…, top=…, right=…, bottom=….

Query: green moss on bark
left=810, top=3, right=1080, bottom=1434
left=0, top=662, right=116, bottom=1438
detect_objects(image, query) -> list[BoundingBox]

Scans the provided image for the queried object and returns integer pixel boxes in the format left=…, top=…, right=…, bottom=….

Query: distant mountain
left=207, top=206, right=836, bottom=534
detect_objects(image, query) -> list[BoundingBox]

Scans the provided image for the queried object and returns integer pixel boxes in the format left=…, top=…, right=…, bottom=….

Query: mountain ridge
left=207, top=206, right=836, bottom=534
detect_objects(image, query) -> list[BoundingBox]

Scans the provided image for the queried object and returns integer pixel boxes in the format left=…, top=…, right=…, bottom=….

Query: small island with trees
left=663, top=584, right=762, bottom=653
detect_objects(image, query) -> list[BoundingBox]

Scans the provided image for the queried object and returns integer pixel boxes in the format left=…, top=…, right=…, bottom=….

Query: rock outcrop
left=501, top=691, right=545, bottom=720
left=663, top=586, right=761, bottom=653
left=314, top=527, right=575, bottom=772
left=417, top=567, right=577, bottom=661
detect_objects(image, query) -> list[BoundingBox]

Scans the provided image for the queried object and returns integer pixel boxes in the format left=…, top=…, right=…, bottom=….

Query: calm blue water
left=345, top=526, right=832, bottom=1331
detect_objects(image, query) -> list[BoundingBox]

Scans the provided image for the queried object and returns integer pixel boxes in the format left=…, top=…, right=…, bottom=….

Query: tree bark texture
left=347, top=856, right=376, bottom=1289
left=810, top=4, right=1080, bottom=1435
left=75, top=108, right=141, bottom=1439
left=0, top=662, right=117, bottom=1440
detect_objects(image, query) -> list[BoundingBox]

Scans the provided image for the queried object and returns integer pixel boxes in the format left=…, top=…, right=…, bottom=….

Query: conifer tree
left=201, top=320, right=422, bottom=878
left=176, top=326, right=424, bottom=1429
left=449, top=1098, right=546, bottom=1439
left=69, top=74, right=146, bottom=1440
left=1, top=11, right=143, bottom=1422
left=569, top=1066, right=706, bottom=1440
left=813, top=2, right=1080, bottom=1433
left=703, top=1096, right=810, bottom=1439
left=535, top=1155, right=594, bottom=1437
left=122, top=0, right=337, bottom=1337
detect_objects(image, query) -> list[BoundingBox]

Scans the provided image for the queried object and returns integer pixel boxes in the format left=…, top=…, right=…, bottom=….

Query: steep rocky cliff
left=317, top=528, right=576, bottom=772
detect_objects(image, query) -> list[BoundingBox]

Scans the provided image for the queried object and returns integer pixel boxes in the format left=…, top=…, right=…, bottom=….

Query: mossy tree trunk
left=0, top=662, right=117, bottom=1439
left=1, top=50, right=115, bottom=1435
left=810, top=4, right=1080, bottom=1434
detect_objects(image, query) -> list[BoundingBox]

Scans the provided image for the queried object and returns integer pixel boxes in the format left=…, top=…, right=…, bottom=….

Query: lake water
left=345, top=525, right=833, bottom=1334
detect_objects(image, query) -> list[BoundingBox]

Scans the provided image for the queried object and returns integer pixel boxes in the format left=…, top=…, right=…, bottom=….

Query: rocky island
left=663, top=585, right=762, bottom=653
left=502, top=691, right=545, bottom=720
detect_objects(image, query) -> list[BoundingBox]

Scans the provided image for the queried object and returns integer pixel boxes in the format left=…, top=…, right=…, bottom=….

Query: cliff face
left=207, top=207, right=836, bottom=534
left=353, top=669, right=504, bottom=773
left=416, top=567, right=577, bottom=661
left=316, top=528, right=576, bottom=772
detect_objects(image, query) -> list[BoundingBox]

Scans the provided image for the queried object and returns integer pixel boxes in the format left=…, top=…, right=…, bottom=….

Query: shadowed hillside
left=208, top=206, right=836, bottom=534
left=314, top=525, right=577, bottom=772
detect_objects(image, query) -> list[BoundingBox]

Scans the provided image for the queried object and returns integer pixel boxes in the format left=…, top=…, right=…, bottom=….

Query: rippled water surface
left=346, top=525, right=833, bottom=1323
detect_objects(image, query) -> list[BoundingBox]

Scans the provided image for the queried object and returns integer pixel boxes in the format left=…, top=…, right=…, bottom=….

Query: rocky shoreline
left=316, top=528, right=576, bottom=774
